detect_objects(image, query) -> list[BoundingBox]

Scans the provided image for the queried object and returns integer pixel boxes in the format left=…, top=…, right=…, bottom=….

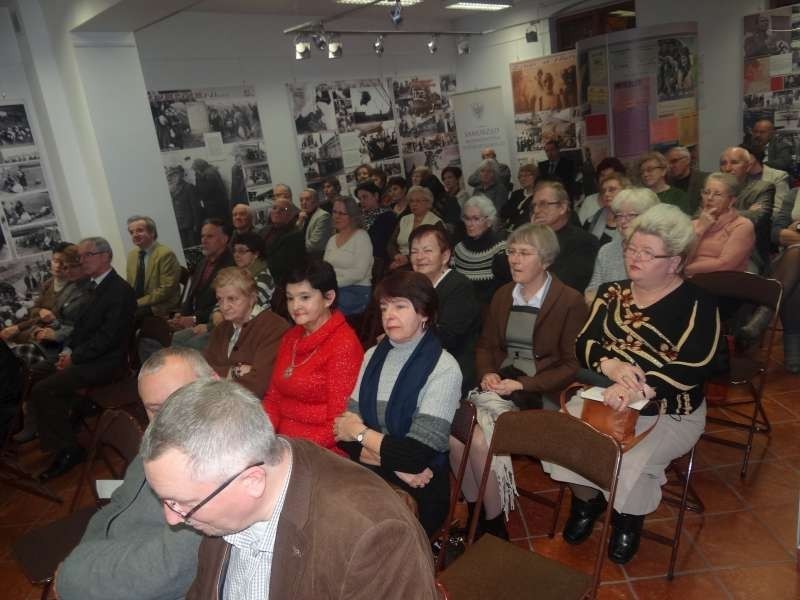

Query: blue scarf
left=358, top=329, right=442, bottom=437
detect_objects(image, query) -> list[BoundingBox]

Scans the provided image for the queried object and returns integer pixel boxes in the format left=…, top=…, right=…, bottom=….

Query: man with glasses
left=31, top=237, right=136, bottom=481
left=258, top=185, right=306, bottom=286
left=530, top=181, right=599, bottom=293
left=665, top=145, right=707, bottom=216
left=142, top=379, right=438, bottom=600
left=55, top=348, right=208, bottom=600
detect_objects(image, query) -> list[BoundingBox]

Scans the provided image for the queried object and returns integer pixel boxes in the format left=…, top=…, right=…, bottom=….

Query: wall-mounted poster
left=147, top=86, right=272, bottom=257
left=510, top=51, right=580, bottom=167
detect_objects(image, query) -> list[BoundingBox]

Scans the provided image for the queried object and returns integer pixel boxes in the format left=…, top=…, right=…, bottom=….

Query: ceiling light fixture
left=445, top=1, right=512, bottom=11
left=457, top=38, right=470, bottom=55
left=328, top=36, right=343, bottom=59
left=311, top=32, right=328, bottom=51
left=427, top=35, right=438, bottom=54
left=294, top=34, right=311, bottom=60
left=336, top=0, right=421, bottom=5
left=374, top=34, right=385, bottom=55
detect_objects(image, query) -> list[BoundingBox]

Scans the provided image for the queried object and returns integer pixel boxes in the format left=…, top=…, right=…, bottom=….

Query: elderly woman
left=323, top=196, right=374, bottom=316
left=469, top=159, right=509, bottom=212
left=549, top=204, right=719, bottom=565
left=334, top=271, right=461, bottom=537
left=230, top=232, right=274, bottom=305
left=582, top=172, right=631, bottom=245
left=500, top=163, right=539, bottom=233
left=685, top=173, right=755, bottom=276
left=454, top=224, right=588, bottom=538
left=410, top=224, right=480, bottom=392
left=638, top=151, right=690, bottom=215
left=263, top=261, right=363, bottom=455
left=388, top=186, right=442, bottom=270
left=453, top=195, right=511, bottom=307
left=585, top=188, right=660, bottom=305
left=203, top=267, right=290, bottom=397
left=576, top=157, right=627, bottom=226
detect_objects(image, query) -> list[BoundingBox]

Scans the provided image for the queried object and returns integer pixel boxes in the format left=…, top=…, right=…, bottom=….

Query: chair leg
left=549, top=483, right=565, bottom=538
left=667, top=447, right=696, bottom=580
left=41, top=580, right=53, bottom=600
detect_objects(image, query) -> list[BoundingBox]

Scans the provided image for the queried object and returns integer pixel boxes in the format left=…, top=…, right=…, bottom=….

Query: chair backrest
left=136, top=315, right=173, bottom=348
left=450, top=401, right=477, bottom=447
left=690, top=271, right=782, bottom=312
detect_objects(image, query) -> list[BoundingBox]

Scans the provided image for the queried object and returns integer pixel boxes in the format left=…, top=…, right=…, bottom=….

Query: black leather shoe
left=480, top=513, right=509, bottom=540
left=563, top=493, right=607, bottom=545
left=608, top=511, right=645, bottom=564
left=38, top=447, right=86, bottom=482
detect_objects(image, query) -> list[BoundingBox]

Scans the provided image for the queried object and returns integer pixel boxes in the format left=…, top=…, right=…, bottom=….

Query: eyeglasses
left=531, top=201, right=562, bottom=211
left=162, top=461, right=264, bottom=522
left=505, top=248, right=539, bottom=258
left=462, top=215, right=486, bottom=224
left=78, top=251, right=105, bottom=261
left=623, top=243, right=672, bottom=263
left=272, top=206, right=291, bottom=213
left=701, top=189, right=727, bottom=201
left=613, top=212, right=640, bottom=222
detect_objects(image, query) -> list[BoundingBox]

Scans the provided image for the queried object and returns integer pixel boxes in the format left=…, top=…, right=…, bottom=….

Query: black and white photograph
left=3, top=191, right=56, bottom=229
left=149, top=91, right=202, bottom=151
left=237, top=141, right=268, bottom=165
left=743, top=92, right=773, bottom=109
left=298, top=131, right=344, bottom=183
left=0, top=254, right=53, bottom=324
left=0, top=162, right=45, bottom=196
left=785, top=74, right=800, bottom=89
left=244, top=163, right=271, bottom=187
left=357, top=122, right=399, bottom=162
left=772, top=89, right=797, bottom=110
left=290, top=82, right=338, bottom=134
left=0, top=225, right=11, bottom=262
left=206, top=99, right=262, bottom=143
left=11, top=222, right=62, bottom=257
left=375, top=158, right=403, bottom=177
left=744, top=10, right=791, bottom=59
left=657, top=37, right=696, bottom=101
left=0, top=104, right=34, bottom=147
left=393, top=78, right=442, bottom=118
left=351, top=84, right=393, bottom=125
left=0, top=146, right=39, bottom=164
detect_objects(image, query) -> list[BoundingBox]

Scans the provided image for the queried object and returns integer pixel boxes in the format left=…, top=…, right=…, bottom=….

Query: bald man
left=748, top=119, right=793, bottom=173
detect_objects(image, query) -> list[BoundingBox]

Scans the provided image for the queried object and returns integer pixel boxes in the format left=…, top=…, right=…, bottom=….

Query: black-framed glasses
left=78, top=251, right=106, bottom=261
left=163, top=461, right=264, bottom=522
left=531, top=201, right=561, bottom=211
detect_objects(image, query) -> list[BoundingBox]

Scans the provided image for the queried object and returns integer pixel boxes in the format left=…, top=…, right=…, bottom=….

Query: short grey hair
left=407, top=185, right=434, bottom=205
left=704, top=172, right=742, bottom=197
left=534, top=180, right=569, bottom=207
left=666, top=146, right=690, bottom=159
left=478, top=158, right=500, bottom=177
left=463, top=194, right=498, bottom=227
left=611, top=187, right=659, bottom=215
left=80, top=236, right=113, bottom=260
left=638, top=151, right=668, bottom=171
left=333, top=195, right=363, bottom=228
left=274, top=183, right=293, bottom=199
left=127, top=215, right=158, bottom=239
left=627, top=203, right=695, bottom=260
left=139, top=347, right=216, bottom=382
left=507, top=223, right=560, bottom=268
left=140, top=379, right=284, bottom=482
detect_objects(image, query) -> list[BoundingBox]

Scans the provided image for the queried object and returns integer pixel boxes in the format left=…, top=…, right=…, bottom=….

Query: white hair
left=463, top=194, right=498, bottom=228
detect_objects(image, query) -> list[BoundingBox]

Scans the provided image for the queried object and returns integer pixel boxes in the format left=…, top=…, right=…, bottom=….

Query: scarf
left=362, top=206, right=389, bottom=230
left=359, top=329, right=442, bottom=437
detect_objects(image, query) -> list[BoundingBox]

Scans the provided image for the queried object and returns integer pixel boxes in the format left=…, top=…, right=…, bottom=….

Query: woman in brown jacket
left=450, top=223, right=588, bottom=539
left=203, top=267, right=289, bottom=397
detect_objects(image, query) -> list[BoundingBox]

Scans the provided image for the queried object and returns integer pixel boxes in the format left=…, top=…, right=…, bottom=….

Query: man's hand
left=56, top=353, right=72, bottom=370
left=38, top=308, right=56, bottom=323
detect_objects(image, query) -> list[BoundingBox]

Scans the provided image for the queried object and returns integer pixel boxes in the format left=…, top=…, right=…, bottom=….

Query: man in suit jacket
left=56, top=348, right=209, bottom=600
left=538, top=140, right=578, bottom=202
left=666, top=146, right=707, bottom=216
left=297, top=188, right=331, bottom=257
left=142, top=379, right=438, bottom=600
left=32, top=237, right=137, bottom=481
left=259, top=187, right=307, bottom=285
left=125, top=215, right=181, bottom=318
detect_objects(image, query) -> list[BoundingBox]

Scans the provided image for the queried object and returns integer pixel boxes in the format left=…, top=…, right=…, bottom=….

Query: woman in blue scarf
left=334, top=271, right=462, bottom=536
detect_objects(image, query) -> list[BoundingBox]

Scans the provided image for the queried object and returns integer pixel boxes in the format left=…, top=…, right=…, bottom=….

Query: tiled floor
left=1, top=352, right=799, bottom=599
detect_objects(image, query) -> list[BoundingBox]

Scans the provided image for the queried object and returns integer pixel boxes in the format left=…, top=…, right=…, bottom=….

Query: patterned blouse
left=576, top=280, right=720, bottom=416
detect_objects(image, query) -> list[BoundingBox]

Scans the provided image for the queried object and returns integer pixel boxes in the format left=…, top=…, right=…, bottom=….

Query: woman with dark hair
left=500, top=163, right=539, bottom=233
left=334, top=271, right=461, bottom=536
left=410, top=224, right=480, bottom=391
left=263, top=260, right=363, bottom=454
left=386, top=176, right=410, bottom=217
left=441, top=165, right=469, bottom=210
left=576, top=156, right=627, bottom=226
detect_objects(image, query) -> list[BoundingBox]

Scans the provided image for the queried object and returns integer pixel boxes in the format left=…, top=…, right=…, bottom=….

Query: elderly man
left=296, top=188, right=332, bottom=257
left=32, top=237, right=136, bottom=480
left=748, top=118, right=793, bottom=174
left=665, top=146, right=707, bottom=216
left=467, top=159, right=509, bottom=211
left=259, top=184, right=306, bottom=285
left=55, top=348, right=208, bottom=600
left=538, top=140, right=578, bottom=201
left=125, top=215, right=181, bottom=319
left=467, top=148, right=512, bottom=190
left=530, top=181, right=599, bottom=293
left=745, top=147, right=792, bottom=246
left=720, top=146, right=775, bottom=273
left=142, top=379, right=438, bottom=600
left=231, top=203, right=256, bottom=237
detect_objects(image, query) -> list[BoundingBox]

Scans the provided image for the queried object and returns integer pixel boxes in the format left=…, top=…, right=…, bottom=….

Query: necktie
left=134, top=250, right=146, bottom=298
left=549, top=161, right=556, bottom=175
left=88, top=280, right=98, bottom=293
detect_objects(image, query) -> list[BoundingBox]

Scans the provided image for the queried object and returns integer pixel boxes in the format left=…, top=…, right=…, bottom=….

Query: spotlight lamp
left=389, top=0, right=403, bottom=27
left=427, top=35, right=438, bottom=54
left=328, top=36, right=343, bottom=59
left=294, top=35, right=311, bottom=60
left=457, top=38, right=470, bottom=56
left=374, top=35, right=385, bottom=55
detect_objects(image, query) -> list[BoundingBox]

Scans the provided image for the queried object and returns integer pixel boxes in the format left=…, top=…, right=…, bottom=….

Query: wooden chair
left=437, top=410, right=622, bottom=600
left=690, top=271, right=783, bottom=477
left=431, top=401, right=477, bottom=572
left=12, top=409, right=143, bottom=600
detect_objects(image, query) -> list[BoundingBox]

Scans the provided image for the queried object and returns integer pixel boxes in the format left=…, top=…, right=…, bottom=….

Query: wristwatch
left=355, top=427, right=369, bottom=444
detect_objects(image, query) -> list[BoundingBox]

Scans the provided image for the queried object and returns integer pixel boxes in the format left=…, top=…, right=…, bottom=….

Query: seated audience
left=385, top=175, right=410, bottom=216
left=537, top=140, right=577, bottom=201
left=549, top=204, right=719, bottom=566
left=32, top=237, right=136, bottom=480
left=371, top=167, right=388, bottom=193
left=500, top=163, right=538, bottom=233
left=334, top=271, right=461, bottom=537
left=666, top=146, right=707, bottom=215
left=441, top=165, right=469, bottom=210
left=410, top=224, right=480, bottom=392
left=170, top=219, right=234, bottom=348
left=231, top=203, right=255, bottom=237
left=582, top=172, right=630, bottom=246
left=453, top=195, right=510, bottom=307
left=685, top=173, right=755, bottom=276
left=324, top=196, right=374, bottom=316
left=225, top=232, right=274, bottom=309
left=585, top=188, right=659, bottom=304
left=388, top=185, right=442, bottom=271
left=576, top=157, right=627, bottom=226
left=410, top=165, right=431, bottom=187
left=142, top=379, right=438, bottom=599
left=320, top=176, right=341, bottom=213
left=746, top=147, right=792, bottom=245
left=530, top=181, right=600, bottom=293
left=203, top=267, right=289, bottom=397
left=424, top=173, right=460, bottom=230
left=55, top=347, right=207, bottom=600
left=125, top=215, right=181, bottom=319
left=638, top=151, right=691, bottom=215
left=356, top=180, right=397, bottom=274
left=262, top=261, right=363, bottom=454
left=297, top=188, right=332, bottom=257
left=748, top=117, right=793, bottom=173
left=468, top=159, right=509, bottom=211
left=260, top=185, right=307, bottom=285
left=468, top=148, right=512, bottom=189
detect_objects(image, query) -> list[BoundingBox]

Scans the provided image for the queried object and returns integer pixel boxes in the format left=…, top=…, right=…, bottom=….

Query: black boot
left=563, top=492, right=607, bottom=545
left=738, top=306, right=774, bottom=342
left=481, top=512, right=509, bottom=540
left=608, top=511, right=645, bottom=564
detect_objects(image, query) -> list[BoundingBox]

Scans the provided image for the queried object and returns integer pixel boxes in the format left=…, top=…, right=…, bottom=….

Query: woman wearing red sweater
left=262, top=260, right=363, bottom=453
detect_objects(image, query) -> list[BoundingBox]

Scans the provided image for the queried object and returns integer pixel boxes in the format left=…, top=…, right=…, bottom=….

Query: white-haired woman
left=548, top=204, right=720, bottom=566
left=453, top=195, right=510, bottom=307
left=584, top=188, right=660, bottom=305
left=387, top=185, right=442, bottom=271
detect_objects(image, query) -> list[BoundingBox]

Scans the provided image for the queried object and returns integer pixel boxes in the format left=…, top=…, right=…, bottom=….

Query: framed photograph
left=0, top=104, right=35, bottom=147
left=3, top=191, right=56, bottom=230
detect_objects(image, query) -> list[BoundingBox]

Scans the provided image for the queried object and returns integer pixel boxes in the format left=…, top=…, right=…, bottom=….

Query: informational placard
left=450, top=86, right=509, bottom=183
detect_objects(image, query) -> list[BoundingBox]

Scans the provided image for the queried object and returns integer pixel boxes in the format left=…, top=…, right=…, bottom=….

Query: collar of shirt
left=92, top=269, right=113, bottom=287
left=511, top=272, right=552, bottom=309
left=140, top=242, right=157, bottom=257
left=433, top=268, right=452, bottom=289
